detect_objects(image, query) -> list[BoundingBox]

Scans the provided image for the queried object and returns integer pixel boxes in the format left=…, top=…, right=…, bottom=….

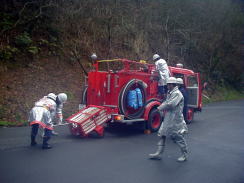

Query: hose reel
left=119, top=79, right=147, bottom=119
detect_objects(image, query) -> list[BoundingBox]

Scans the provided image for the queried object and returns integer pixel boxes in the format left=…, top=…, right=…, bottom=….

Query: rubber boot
left=42, top=137, right=52, bottom=149
left=149, top=145, right=165, bottom=160
left=30, top=135, right=37, bottom=146
left=177, top=150, right=187, bottom=162
left=149, top=137, right=166, bottom=160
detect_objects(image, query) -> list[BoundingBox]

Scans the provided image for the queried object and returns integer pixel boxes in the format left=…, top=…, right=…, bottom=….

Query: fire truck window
left=188, top=76, right=198, bottom=87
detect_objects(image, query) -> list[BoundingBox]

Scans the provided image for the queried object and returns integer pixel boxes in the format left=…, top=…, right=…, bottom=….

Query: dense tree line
left=1, top=0, right=244, bottom=88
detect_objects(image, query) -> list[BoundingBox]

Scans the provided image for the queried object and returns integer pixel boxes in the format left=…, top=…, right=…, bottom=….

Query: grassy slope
left=0, top=57, right=85, bottom=126
left=202, top=86, right=244, bottom=104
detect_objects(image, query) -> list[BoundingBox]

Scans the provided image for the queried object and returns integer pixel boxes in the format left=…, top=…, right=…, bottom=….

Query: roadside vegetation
left=0, top=0, right=243, bottom=126
left=202, top=85, right=244, bottom=104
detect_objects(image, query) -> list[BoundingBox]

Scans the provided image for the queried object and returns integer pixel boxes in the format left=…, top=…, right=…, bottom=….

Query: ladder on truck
left=66, top=105, right=110, bottom=137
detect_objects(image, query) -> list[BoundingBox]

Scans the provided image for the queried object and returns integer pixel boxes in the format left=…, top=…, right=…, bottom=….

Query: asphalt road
left=0, top=100, right=243, bottom=183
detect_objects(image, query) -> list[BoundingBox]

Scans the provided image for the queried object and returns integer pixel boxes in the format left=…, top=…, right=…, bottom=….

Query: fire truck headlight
left=114, top=115, right=124, bottom=121
left=115, top=116, right=121, bottom=121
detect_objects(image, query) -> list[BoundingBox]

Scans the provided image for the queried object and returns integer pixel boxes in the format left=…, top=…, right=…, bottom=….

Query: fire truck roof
left=169, top=66, right=195, bottom=75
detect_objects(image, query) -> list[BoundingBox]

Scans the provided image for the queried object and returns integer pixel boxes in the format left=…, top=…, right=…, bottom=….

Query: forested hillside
left=0, top=0, right=244, bottom=125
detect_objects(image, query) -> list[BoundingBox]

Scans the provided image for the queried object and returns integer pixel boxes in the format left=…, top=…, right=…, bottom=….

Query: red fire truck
left=67, top=59, right=202, bottom=137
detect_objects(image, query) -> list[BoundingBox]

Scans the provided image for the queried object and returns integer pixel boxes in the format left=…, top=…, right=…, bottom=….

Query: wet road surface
left=0, top=100, right=243, bottom=183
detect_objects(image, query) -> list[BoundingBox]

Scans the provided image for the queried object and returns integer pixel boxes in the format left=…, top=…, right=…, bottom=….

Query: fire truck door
left=186, top=74, right=199, bottom=108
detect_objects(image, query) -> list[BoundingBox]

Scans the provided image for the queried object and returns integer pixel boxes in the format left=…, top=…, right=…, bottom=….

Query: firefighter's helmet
left=57, top=93, right=67, bottom=103
left=176, top=78, right=184, bottom=85
left=91, top=53, right=97, bottom=60
left=167, top=77, right=177, bottom=84
left=153, top=54, right=160, bottom=61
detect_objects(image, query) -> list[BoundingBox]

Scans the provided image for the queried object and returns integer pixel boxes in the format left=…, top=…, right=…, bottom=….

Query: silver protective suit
left=157, top=86, right=188, bottom=153
left=28, top=96, right=64, bottom=129
left=155, top=58, right=170, bottom=86
left=56, top=103, right=64, bottom=124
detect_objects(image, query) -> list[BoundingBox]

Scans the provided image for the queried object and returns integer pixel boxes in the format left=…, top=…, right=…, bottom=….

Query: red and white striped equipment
left=67, top=105, right=109, bottom=137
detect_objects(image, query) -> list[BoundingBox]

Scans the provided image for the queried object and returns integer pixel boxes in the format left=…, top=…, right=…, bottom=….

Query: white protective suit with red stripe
left=28, top=96, right=63, bottom=130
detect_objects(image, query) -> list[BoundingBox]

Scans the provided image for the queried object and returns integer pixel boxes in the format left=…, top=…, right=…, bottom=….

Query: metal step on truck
left=66, top=58, right=202, bottom=137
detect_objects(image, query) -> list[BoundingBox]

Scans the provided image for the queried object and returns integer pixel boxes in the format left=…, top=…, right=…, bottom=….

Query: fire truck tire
left=82, top=86, right=88, bottom=104
left=119, top=79, right=146, bottom=119
left=186, top=108, right=194, bottom=124
left=147, top=108, right=163, bottom=132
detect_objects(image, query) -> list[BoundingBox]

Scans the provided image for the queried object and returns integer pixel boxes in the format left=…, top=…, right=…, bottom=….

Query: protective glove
left=46, top=121, right=53, bottom=129
left=178, top=121, right=188, bottom=135
left=157, top=104, right=164, bottom=111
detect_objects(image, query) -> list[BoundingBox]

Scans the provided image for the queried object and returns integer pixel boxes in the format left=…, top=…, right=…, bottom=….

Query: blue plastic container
left=135, top=88, right=143, bottom=107
left=127, top=90, right=138, bottom=109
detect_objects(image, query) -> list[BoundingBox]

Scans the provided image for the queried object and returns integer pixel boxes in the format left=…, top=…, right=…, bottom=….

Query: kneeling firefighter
left=149, top=77, right=188, bottom=162
left=28, top=93, right=67, bottom=149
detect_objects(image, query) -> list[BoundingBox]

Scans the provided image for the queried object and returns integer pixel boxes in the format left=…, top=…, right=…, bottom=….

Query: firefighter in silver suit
left=149, top=77, right=188, bottom=162
left=28, top=93, right=67, bottom=149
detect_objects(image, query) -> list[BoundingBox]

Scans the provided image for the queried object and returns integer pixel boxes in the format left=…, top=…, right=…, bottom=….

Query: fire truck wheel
left=186, top=108, right=194, bottom=124
left=147, top=108, right=163, bottom=132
